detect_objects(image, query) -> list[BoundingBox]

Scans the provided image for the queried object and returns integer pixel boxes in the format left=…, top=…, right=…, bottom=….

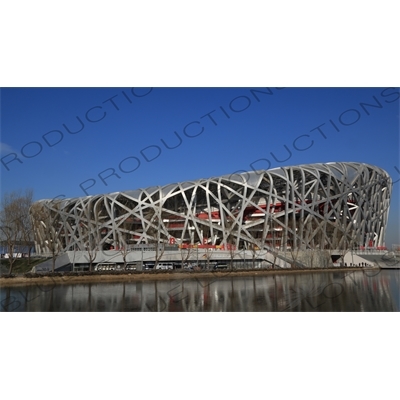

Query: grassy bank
left=0, top=257, right=50, bottom=275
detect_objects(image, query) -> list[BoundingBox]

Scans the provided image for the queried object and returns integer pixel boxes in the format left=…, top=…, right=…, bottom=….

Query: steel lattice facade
left=31, top=162, right=392, bottom=255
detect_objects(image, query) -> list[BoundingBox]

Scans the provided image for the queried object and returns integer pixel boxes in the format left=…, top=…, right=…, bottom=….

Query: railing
left=352, top=247, right=392, bottom=255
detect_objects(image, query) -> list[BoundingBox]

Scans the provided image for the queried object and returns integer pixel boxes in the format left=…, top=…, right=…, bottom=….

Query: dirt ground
left=0, top=267, right=371, bottom=287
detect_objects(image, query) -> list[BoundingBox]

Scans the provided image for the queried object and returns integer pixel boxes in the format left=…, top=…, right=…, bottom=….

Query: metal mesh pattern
left=31, top=162, right=392, bottom=254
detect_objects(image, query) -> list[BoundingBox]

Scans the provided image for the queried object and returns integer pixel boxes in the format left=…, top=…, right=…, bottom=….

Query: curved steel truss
left=31, top=162, right=392, bottom=254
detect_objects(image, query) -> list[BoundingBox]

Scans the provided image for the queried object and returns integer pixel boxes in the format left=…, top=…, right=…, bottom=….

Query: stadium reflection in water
left=2, top=270, right=399, bottom=312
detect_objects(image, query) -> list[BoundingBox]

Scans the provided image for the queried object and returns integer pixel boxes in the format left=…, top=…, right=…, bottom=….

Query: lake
left=1, top=269, right=399, bottom=311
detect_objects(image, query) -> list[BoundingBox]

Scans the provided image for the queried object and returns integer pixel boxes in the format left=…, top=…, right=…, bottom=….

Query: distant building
left=31, top=162, right=392, bottom=259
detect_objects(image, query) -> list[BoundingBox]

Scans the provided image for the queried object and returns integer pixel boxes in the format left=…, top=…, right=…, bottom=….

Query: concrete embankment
left=0, top=267, right=373, bottom=288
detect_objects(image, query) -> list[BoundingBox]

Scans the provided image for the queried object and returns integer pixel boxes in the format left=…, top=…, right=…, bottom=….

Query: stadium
left=30, top=162, right=392, bottom=270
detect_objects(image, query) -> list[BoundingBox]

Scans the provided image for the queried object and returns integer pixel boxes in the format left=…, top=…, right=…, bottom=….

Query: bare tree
left=338, top=231, right=358, bottom=267
left=79, top=202, right=100, bottom=272
left=248, top=243, right=261, bottom=269
left=85, top=245, right=97, bottom=272
left=81, top=222, right=98, bottom=272
left=118, top=245, right=131, bottom=270
left=144, top=209, right=167, bottom=269
left=0, top=189, right=34, bottom=275
left=179, top=244, right=193, bottom=269
left=30, top=199, right=62, bottom=272
left=227, top=242, right=235, bottom=270
left=203, top=246, right=214, bottom=270
left=16, top=189, right=34, bottom=264
left=247, top=243, right=274, bottom=269
left=0, top=220, right=21, bottom=275
left=115, top=228, right=132, bottom=270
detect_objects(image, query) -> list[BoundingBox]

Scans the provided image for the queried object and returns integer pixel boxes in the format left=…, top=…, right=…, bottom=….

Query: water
left=1, top=269, right=399, bottom=311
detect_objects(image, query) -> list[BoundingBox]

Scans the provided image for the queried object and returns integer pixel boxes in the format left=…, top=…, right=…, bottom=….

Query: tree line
left=0, top=189, right=34, bottom=275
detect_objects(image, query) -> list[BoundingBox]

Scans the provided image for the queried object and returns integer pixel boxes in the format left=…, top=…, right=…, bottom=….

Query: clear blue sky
left=1, top=87, right=399, bottom=246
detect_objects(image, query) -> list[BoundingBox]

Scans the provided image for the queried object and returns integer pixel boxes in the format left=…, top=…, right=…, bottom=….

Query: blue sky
left=1, top=87, right=399, bottom=246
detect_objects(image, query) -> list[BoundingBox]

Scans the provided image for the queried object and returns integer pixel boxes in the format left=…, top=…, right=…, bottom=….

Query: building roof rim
left=34, top=161, right=390, bottom=204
